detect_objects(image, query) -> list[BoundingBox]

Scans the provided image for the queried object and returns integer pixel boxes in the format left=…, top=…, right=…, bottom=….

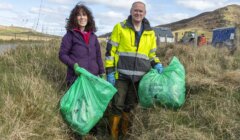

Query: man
left=105, top=1, right=164, bottom=139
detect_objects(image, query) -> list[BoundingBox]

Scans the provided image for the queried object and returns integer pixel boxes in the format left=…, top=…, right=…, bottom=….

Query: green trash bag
left=138, top=56, right=185, bottom=109
left=60, top=67, right=117, bottom=135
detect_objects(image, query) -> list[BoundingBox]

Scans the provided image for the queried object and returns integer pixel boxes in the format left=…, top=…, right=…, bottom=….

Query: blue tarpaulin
left=212, top=27, right=236, bottom=46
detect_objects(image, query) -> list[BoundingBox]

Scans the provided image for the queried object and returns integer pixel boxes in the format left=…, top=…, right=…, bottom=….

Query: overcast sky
left=0, top=0, right=239, bottom=36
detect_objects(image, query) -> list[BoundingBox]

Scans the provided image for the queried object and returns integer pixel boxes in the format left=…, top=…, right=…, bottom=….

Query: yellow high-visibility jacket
left=105, top=16, right=160, bottom=81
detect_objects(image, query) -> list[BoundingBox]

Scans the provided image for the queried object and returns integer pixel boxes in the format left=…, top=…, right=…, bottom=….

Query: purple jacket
left=59, top=30, right=105, bottom=84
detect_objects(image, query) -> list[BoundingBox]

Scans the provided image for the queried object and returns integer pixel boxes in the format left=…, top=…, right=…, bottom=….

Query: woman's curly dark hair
left=66, top=4, right=96, bottom=32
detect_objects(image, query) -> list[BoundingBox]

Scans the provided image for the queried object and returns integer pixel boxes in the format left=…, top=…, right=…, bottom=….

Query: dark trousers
left=111, top=79, right=139, bottom=115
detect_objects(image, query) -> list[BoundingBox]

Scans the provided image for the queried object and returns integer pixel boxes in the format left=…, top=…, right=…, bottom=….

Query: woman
left=59, top=3, right=104, bottom=87
left=59, top=3, right=104, bottom=139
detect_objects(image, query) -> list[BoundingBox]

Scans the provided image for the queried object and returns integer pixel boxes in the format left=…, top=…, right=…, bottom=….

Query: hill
left=157, top=4, right=240, bottom=40
left=0, top=25, right=61, bottom=41
left=98, top=32, right=111, bottom=38
left=158, top=4, right=240, bottom=31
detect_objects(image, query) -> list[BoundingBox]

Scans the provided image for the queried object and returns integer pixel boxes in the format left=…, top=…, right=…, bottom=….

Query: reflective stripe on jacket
left=105, top=16, right=160, bottom=81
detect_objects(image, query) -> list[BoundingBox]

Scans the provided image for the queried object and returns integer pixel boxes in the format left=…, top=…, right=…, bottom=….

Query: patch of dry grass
left=0, top=41, right=239, bottom=140
left=0, top=40, right=71, bottom=140
left=129, top=45, right=240, bottom=140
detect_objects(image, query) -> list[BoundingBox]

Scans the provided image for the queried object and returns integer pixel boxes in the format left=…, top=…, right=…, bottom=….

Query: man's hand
left=154, top=63, right=164, bottom=74
left=107, top=72, right=115, bottom=85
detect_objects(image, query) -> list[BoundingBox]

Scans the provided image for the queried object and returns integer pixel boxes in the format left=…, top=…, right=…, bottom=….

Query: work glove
left=74, top=63, right=81, bottom=76
left=107, top=72, right=115, bottom=85
left=154, top=63, right=164, bottom=74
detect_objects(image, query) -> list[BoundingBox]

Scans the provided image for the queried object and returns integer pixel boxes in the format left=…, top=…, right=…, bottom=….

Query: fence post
left=156, top=35, right=160, bottom=48
left=175, top=32, right=178, bottom=44
left=236, top=24, right=240, bottom=49
left=165, top=35, right=167, bottom=46
left=194, top=30, right=198, bottom=47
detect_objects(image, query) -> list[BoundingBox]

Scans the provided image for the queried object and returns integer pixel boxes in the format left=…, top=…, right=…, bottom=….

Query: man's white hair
left=131, top=1, right=146, bottom=11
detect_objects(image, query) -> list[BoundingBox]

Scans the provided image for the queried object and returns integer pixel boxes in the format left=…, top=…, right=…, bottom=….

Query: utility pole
left=35, top=0, right=43, bottom=31
left=42, top=24, right=44, bottom=33
left=45, top=27, right=48, bottom=34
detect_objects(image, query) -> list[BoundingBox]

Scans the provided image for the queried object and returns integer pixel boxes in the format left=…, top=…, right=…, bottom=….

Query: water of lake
left=0, top=44, right=17, bottom=55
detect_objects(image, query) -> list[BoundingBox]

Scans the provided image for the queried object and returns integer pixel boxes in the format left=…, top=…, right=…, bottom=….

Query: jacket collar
left=67, top=29, right=95, bottom=47
left=125, top=15, right=152, bottom=31
left=69, top=28, right=93, bottom=35
left=68, top=29, right=94, bottom=39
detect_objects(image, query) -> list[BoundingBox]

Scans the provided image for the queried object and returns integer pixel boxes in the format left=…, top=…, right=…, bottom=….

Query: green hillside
left=0, top=41, right=240, bottom=139
left=158, top=4, right=240, bottom=31
left=0, top=25, right=60, bottom=41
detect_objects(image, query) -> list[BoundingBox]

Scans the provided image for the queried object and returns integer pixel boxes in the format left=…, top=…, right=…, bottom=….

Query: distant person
left=198, top=34, right=207, bottom=46
left=105, top=1, right=164, bottom=139
left=58, top=3, right=104, bottom=139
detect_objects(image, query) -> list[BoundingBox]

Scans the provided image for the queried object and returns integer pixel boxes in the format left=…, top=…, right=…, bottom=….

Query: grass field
left=0, top=25, right=61, bottom=41
left=0, top=40, right=239, bottom=140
